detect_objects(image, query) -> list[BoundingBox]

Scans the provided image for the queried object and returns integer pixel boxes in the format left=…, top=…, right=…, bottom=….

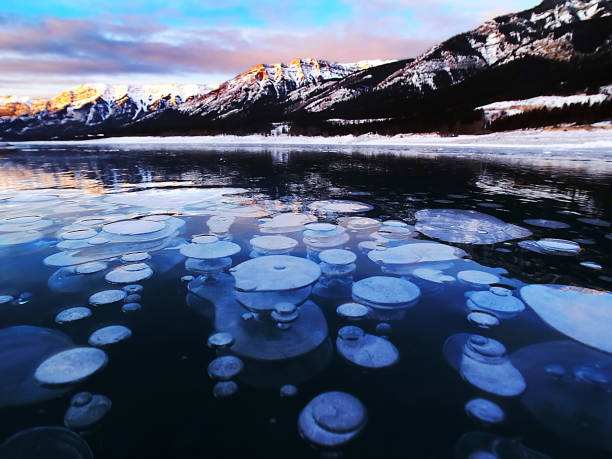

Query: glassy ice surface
left=0, top=145, right=611, bottom=458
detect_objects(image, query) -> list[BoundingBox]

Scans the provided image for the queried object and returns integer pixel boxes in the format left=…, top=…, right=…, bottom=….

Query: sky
left=0, top=0, right=539, bottom=97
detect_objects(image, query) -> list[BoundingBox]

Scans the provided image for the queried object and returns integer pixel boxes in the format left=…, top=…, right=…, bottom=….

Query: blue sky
left=0, top=0, right=539, bottom=96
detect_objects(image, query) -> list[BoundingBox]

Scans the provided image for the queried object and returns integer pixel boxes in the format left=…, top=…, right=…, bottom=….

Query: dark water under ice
left=0, top=144, right=611, bottom=459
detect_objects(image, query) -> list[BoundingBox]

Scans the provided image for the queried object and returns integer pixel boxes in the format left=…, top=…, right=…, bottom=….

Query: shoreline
left=2, top=126, right=612, bottom=150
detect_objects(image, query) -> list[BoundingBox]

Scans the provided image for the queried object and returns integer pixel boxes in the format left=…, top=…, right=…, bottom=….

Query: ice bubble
left=337, top=325, right=399, bottom=369
left=319, top=249, right=356, bottom=265
left=336, top=303, right=369, bottom=320
left=415, top=209, right=531, bottom=245
left=259, top=213, right=317, bottom=233
left=55, top=307, right=92, bottom=324
left=181, top=275, right=195, bottom=283
left=250, top=235, right=298, bottom=255
left=121, top=251, right=151, bottom=262
left=352, top=276, right=421, bottom=309
left=60, top=228, right=98, bottom=240
left=0, top=426, right=94, bottom=459
left=467, top=311, right=500, bottom=328
left=74, top=261, right=108, bottom=275
left=105, top=263, right=153, bottom=284
left=191, top=234, right=218, bottom=244
left=87, top=235, right=111, bottom=245
left=477, top=202, right=503, bottom=208
left=308, top=200, right=373, bottom=214
left=0, top=326, right=74, bottom=407
left=303, top=223, right=349, bottom=249
left=88, top=325, right=132, bottom=347
left=122, top=284, right=143, bottom=294
left=298, top=391, right=367, bottom=448
left=368, top=242, right=466, bottom=270
left=271, top=302, right=299, bottom=324
left=180, top=240, right=241, bottom=260
left=411, top=267, right=455, bottom=284
left=121, top=302, right=141, bottom=313
left=580, top=261, right=602, bottom=270
left=466, top=289, right=525, bottom=318
left=103, top=219, right=166, bottom=235
left=89, top=289, right=127, bottom=306
left=213, top=381, right=238, bottom=398
left=207, top=332, right=235, bottom=349
left=455, top=431, right=547, bottom=459
left=523, top=219, right=570, bottom=229
left=536, top=238, right=581, bottom=253
left=511, top=340, right=612, bottom=451
left=280, top=384, right=298, bottom=398
left=444, top=334, right=526, bottom=397
left=458, top=270, right=500, bottom=287
left=372, top=224, right=414, bottom=241
left=232, top=255, right=321, bottom=292
left=124, top=293, right=141, bottom=302
left=207, top=355, right=244, bottom=380
left=34, top=347, right=108, bottom=387
left=520, top=284, right=612, bottom=353
left=64, top=392, right=111, bottom=430
left=339, top=216, right=380, bottom=233
left=0, top=294, right=15, bottom=305
left=234, top=286, right=311, bottom=312
left=465, top=398, right=505, bottom=424
left=577, top=217, right=611, bottom=227
left=207, top=215, right=235, bottom=234
left=375, top=322, right=392, bottom=335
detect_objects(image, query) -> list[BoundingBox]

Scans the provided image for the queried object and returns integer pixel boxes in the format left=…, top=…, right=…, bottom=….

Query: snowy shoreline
left=3, top=126, right=612, bottom=150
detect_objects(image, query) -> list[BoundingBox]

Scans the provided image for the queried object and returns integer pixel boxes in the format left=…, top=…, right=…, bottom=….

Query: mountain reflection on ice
left=0, top=146, right=611, bottom=459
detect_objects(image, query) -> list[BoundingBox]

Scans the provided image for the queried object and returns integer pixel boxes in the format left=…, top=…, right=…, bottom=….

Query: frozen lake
left=0, top=144, right=611, bottom=458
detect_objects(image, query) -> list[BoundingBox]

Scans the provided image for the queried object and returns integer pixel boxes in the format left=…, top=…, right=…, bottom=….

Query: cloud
left=0, top=0, right=539, bottom=95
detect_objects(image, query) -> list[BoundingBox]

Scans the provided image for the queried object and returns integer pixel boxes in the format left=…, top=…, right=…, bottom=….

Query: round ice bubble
left=89, top=289, right=127, bottom=306
left=280, top=384, right=298, bottom=398
left=180, top=240, right=241, bottom=260
left=207, top=332, right=235, bottom=349
left=0, top=295, right=14, bottom=305
left=60, top=228, right=98, bottom=240
left=352, top=276, right=421, bottom=309
left=415, top=209, right=531, bottom=245
left=231, top=255, right=321, bottom=292
left=213, top=381, right=238, bottom=398
left=577, top=217, right=611, bottom=227
left=55, top=307, right=92, bottom=324
left=64, top=392, right=112, bottom=430
left=466, top=289, right=525, bottom=318
left=34, top=347, right=108, bottom=387
left=535, top=238, right=581, bottom=254
left=520, top=284, right=612, bottom=353
left=308, top=200, right=373, bottom=214
left=74, top=261, right=108, bottom=275
left=121, top=252, right=151, bottom=262
left=103, top=219, right=165, bottom=235
left=337, top=326, right=399, bottom=369
left=457, top=270, right=500, bottom=287
left=122, top=284, right=143, bottom=294
left=336, top=303, right=369, bottom=320
left=580, top=261, right=602, bottom=270
left=207, top=356, right=244, bottom=381
left=298, top=391, right=367, bottom=448
left=523, top=219, right=570, bottom=229
left=88, top=325, right=132, bottom=347
left=250, top=235, right=298, bottom=254
left=368, top=242, right=466, bottom=266
left=121, top=302, right=141, bottom=313
left=105, top=263, right=153, bottom=284
left=465, top=398, right=505, bottom=424
left=319, top=249, right=357, bottom=265
left=467, top=311, right=500, bottom=328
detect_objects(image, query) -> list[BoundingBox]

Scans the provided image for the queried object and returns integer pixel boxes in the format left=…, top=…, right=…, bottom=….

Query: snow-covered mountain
left=175, top=58, right=385, bottom=120
left=0, top=83, right=214, bottom=139
left=290, top=0, right=612, bottom=115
